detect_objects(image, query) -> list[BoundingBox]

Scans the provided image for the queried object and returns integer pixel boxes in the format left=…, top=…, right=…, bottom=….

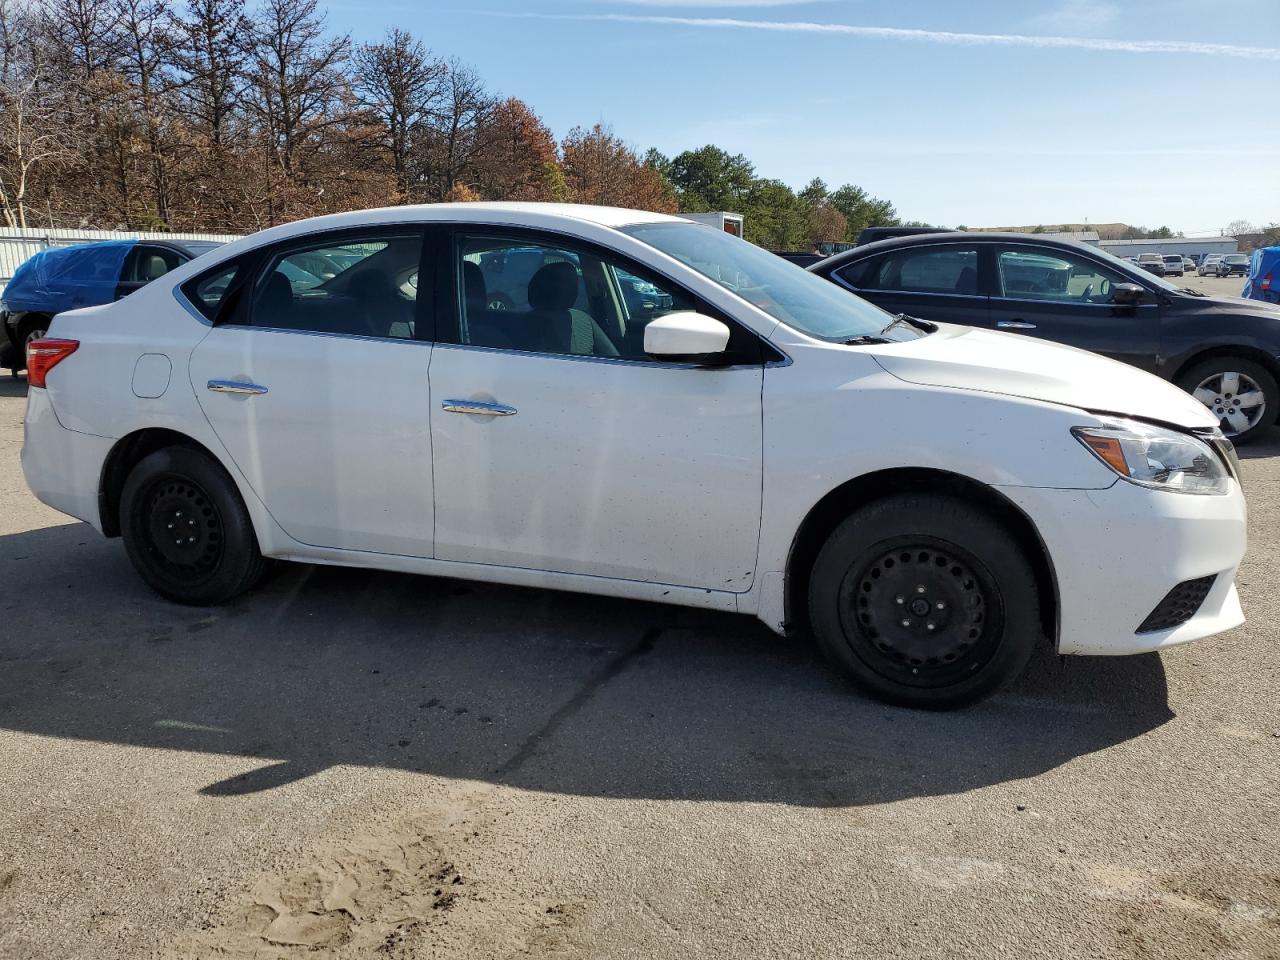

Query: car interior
left=458, top=240, right=686, bottom=359
left=249, top=237, right=421, bottom=339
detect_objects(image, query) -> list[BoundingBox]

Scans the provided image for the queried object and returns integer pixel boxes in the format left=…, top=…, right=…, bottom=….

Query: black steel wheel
left=839, top=538, right=1003, bottom=690
left=809, top=494, right=1041, bottom=709
left=120, top=446, right=268, bottom=605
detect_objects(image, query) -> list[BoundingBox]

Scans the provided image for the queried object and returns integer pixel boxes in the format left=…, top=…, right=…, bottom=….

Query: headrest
left=528, top=261, right=579, bottom=311
left=462, top=261, right=486, bottom=307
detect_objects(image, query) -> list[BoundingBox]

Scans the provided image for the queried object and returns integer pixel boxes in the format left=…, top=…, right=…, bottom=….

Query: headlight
left=1072, top=420, right=1231, bottom=495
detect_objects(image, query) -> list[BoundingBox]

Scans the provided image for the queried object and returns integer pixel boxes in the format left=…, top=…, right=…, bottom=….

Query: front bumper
left=21, top=387, right=115, bottom=532
left=998, top=478, right=1246, bottom=655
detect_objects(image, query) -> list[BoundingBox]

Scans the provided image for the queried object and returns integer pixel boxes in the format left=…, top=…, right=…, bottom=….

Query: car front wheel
left=120, top=446, right=269, bottom=605
left=1179, top=357, right=1278, bottom=445
left=808, top=494, right=1040, bottom=710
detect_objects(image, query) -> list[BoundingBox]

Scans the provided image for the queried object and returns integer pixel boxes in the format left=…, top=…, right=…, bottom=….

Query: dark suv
left=809, top=232, right=1280, bottom=443
left=1217, top=254, right=1250, bottom=278
left=3, top=238, right=221, bottom=372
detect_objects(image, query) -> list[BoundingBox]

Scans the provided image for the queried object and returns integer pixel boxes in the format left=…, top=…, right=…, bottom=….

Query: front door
left=428, top=231, right=764, bottom=591
left=987, top=244, right=1161, bottom=373
left=188, top=227, right=436, bottom=557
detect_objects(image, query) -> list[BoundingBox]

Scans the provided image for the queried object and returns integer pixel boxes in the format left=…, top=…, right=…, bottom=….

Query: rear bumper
left=998, top=479, right=1247, bottom=656
left=21, top=387, right=114, bottom=532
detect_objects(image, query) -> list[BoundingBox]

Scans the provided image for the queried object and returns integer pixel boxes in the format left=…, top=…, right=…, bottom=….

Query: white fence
left=0, top=227, right=241, bottom=293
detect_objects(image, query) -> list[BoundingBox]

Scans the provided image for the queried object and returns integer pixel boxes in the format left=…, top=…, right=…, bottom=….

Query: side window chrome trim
left=173, top=287, right=212, bottom=326
left=202, top=323, right=434, bottom=346
left=432, top=340, right=767, bottom=371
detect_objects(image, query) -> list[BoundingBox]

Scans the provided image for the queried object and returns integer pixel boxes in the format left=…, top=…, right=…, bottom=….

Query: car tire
left=807, top=494, right=1041, bottom=710
left=120, top=445, right=269, bottom=605
left=19, top=319, right=48, bottom=371
left=1177, top=357, right=1278, bottom=445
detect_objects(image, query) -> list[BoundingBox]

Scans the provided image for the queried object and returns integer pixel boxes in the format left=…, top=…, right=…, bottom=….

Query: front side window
left=858, top=246, right=980, bottom=295
left=453, top=235, right=694, bottom=360
left=996, top=247, right=1130, bottom=304
left=621, top=221, right=920, bottom=343
left=247, top=233, right=423, bottom=339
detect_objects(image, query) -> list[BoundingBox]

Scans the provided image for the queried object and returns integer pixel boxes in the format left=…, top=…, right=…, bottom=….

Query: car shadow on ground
left=0, top=522, right=1173, bottom=808
left=0, top=374, right=28, bottom=398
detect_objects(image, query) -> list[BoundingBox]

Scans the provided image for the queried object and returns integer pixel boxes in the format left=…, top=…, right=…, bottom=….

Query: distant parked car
left=810, top=231, right=1280, bottom=442
left=1198, top=255, right=1225, bottom=276
left=1182, top=257, right=1196, bottom=273
left=1218, top=254, right=1250, bottom=278
left=1162, top=255, right=1185, bottom=277
left=1137, top=253, right=1167, bottom=277
left=1242, top=246, right=1278, bottom=305
left=772, top=251, right=826, bottom=268
left=2, top=238, right=222, bottom=373
left=856, top=226, right=949, bottom=246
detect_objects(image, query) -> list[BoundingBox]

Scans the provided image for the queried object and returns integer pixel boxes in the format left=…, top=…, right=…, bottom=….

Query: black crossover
left=810, top=233, right=1280, bottom=443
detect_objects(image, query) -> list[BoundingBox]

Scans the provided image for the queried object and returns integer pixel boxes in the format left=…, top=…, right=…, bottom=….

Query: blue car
left=2, top=238, right=221, bottom=372
left=1242, top=246, right=1279, bottom=306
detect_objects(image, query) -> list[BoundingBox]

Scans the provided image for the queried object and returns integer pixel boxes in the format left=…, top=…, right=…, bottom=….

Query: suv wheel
left=1178, top=357, right=1278, bottom=445
left=120, top=446, right=269, bottom=605
left=808, top=494, right=1040, bottom=710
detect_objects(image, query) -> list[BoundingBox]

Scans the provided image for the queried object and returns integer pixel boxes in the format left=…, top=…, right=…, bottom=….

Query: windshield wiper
left=879, top=312, right=936, bottom=336
left=843, top=335, right=892, bottom=345
left=1180, top=287, right=1206, bottom=297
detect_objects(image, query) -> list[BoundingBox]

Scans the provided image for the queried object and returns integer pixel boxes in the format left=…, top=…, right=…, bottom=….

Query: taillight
left=26, top=338, right=79, bottom=388
left=1263, top=272, right=1272, bottom=292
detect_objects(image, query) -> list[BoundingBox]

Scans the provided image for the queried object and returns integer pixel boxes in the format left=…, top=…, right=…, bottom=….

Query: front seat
left=526, top=262, right=618, bottom=357
left=142, top=254, right=170, bottom=281
left=257, top=271, right=294, bottom=326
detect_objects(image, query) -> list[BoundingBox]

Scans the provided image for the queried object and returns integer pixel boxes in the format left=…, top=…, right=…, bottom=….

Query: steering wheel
left=1078, top=283, right=1094, bottom=301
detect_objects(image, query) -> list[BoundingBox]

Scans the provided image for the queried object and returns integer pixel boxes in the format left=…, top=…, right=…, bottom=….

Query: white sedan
left=21, top=203, right=1247, bottom=708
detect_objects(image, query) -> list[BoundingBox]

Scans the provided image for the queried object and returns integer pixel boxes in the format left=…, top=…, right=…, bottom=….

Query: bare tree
left=353, top=27, right=442, bottom=200
left=245, top=0, right=349, bottom=182
left=0, top=0, right=68, bottom=226
left=172, top=0, right=248, bottom=150
left=116, top=0, right=177, bottom=223
left=411, top=58, right=493, bottom=201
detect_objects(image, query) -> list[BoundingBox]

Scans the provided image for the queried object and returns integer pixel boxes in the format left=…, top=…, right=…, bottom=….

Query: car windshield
left=621, top=221, right=922, bottom=342
left=1225, top=255, right=1248, bottom=264
left=1096, top=246, right=1182, bottom=292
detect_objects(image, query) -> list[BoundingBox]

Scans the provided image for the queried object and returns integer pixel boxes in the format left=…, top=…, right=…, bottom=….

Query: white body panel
left=20, top=201, right=1248, bottom=662
left=189, top=326, right=435, bottom=556
left=427, top=344, right=762, bottom=590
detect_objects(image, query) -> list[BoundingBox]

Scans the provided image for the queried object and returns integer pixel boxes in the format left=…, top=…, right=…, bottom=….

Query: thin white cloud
left=496, top=12, right=1280, bottom=61
left=1027, top=0, right=1119, bottom=34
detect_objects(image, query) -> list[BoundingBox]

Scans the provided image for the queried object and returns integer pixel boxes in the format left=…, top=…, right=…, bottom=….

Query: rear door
left=828, top=242, right=989, bottom=327
left=987, top=243, right=1161, bottom=372
left=187, top=226, right=436, bottom=556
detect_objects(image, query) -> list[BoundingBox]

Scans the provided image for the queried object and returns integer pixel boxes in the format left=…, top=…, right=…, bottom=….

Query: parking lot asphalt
left=0, top=362, right=1277, bottom=959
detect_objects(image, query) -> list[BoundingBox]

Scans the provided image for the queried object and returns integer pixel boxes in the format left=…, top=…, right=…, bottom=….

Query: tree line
left=0, top=0, right=902, bottom=248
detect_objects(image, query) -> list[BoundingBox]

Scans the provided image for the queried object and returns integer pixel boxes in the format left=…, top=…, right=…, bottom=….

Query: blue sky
left=325, top=0, right=1279, bottom=233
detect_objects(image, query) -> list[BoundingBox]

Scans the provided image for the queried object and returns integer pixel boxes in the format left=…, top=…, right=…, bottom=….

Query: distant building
left=1098, top=237, right=1238, bottom=259
left=1043, top=230, right=1100, bottom=245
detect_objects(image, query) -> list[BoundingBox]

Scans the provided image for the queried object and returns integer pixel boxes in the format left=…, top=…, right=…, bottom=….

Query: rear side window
left=246, top=232, right=424, bottom=340
left=181, top=258, right=246, bottom=321
left=857, top=247, right=980, bottom=295
left=123, top=245, right=184, bottom=283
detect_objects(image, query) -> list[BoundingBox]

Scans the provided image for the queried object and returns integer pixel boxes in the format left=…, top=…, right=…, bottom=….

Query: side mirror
left=1111, top=283, right=1145, bottom=306
left=644, top=312, right=731, bottom=361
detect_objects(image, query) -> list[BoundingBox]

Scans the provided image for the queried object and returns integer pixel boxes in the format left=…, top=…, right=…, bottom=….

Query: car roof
left=191, top=202, right=689, bottom=265
left=814, top=231, right=1110, bottom=270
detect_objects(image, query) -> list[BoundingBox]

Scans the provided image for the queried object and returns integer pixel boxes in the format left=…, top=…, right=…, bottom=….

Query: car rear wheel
left=1178, top=357, right=1277, bottom=445
left=21, top=322, right=48, bottom=369
left=807, top=494, right=1041, bottom=710
left=120, top=446, right=269, bottom=605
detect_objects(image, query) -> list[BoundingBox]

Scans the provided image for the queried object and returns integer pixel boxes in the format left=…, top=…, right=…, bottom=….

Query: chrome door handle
left=996, top=320, right=1037, bottom=330
left=441, top=399, right=517, bottom=417
left=207, top=379, right=268, bottom=395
